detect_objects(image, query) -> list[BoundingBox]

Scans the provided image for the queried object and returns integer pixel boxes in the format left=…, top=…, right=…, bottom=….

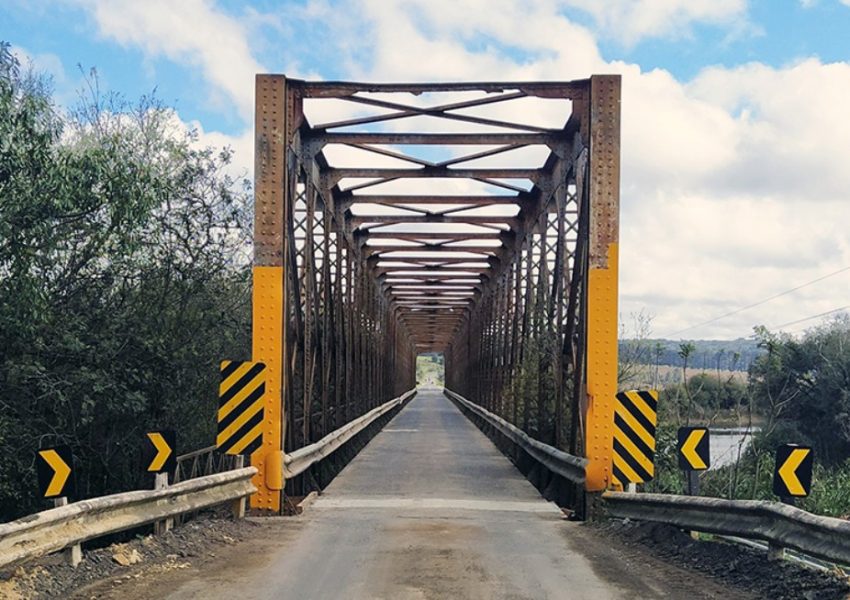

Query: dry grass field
left=623, top=364, right=748, bottom=391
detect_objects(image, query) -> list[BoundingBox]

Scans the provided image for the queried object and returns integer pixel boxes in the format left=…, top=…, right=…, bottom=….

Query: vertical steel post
left=153, top=472, right=173, bottom=534
left=231, top=455, right=247, bottom=518
left=53, top=497, right=82, bottom=566
left=584, top=75, right=621, bottom=494
left=252, top=75, right=288, bottom=512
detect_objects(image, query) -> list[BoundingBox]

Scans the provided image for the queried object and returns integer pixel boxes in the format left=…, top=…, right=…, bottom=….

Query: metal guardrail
left=444, top=388, right=587, bottom=484
left=0, top=389, right=414, bottom=570
left=284, top=389, right=417, bottom=479
left=716, top=534, right=834, bottom=572
left=173, top=444, right=239, bottom=483
left=0, top=467, right=257, bottom=570
left=603, top=491, right=850, bottom=566
left=171, top=445, right=242, bottom=525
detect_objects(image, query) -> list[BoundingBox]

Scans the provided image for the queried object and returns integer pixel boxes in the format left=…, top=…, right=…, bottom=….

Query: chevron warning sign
left=612, top=390, right=658, bottom=487
left=143, top=430, right=176, bottom=473
left=678, top=427, right=710, bottom=471
left=217, top=361, right=266, bottom=456
left=37, top=445, right=74, bottom=499
left=773, top=444, right=813, bottom=498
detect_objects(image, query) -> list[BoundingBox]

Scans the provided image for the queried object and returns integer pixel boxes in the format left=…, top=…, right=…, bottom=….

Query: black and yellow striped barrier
left=611, top=389, right=658, bottom=487
left=217, top=361, right=266, bottom=456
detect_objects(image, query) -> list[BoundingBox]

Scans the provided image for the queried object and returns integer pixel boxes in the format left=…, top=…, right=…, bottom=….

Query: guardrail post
left=153, top=472, right=173, bottom=535
left=53, top=497, right=82, bottom=566
left=768, top=496, right=795, bottom=560
left=231, top=455, right=247, bottom=519
left=768, top=542, right=785, bottom=561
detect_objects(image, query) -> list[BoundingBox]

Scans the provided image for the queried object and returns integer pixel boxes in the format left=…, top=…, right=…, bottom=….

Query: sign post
left=37, top=446, right=80, bottom=566
left=770, top=444, right=814, bottom=559
left=143, top=431, right=176, bottom=535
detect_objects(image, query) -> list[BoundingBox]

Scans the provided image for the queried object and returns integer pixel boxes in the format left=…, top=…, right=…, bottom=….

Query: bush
left=0, top=43, right=251, bottom=520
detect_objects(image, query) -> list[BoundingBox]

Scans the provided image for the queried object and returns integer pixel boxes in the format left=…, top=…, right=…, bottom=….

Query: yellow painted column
left=584, top=75, right=622, bottom=493
left=251, top=266, right=285, bottom=510
left=250, top=75, right=289, bottom=512
left=585, top=244, right=619, bottom=491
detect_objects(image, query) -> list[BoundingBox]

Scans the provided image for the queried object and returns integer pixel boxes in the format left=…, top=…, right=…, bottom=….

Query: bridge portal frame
left=251, top=75, right=620, bottom=512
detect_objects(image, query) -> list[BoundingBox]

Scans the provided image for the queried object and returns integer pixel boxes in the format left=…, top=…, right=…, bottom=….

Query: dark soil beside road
left=587, top=520, right=850, bottom=600
left=0, top=511, right=272, bottom=600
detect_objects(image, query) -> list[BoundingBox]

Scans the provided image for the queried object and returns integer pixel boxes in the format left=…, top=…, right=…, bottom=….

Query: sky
left=3, top=0, right=850, bottom=341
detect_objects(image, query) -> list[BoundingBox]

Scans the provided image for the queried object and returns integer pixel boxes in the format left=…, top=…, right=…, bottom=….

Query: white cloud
left=559, top=0, right=749, bottom=45
left=9, top=44, right=79, bottom=105
left=302, top=0, right=850, bottom=340
left=55, top=0, right=850, bottom=340
left=11, top=45, right=66, bottom=82
left=687, top=59, right=850, bottom=200
left=71, top=0, right=264, bottom=120
left=619, top=193, right=850, bottom=338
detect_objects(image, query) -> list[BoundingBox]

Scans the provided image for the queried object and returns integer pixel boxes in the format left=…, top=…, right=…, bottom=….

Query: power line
left=663, top=265, right=850, bottom=338
left=770, top=305, right=850, bottom=331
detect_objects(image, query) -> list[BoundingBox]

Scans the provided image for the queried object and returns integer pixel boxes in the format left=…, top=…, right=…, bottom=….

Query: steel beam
left=346, top=195, right=523, bottom=206
left=583, top=75, right=621, bottom=493
left=251, top=74, right=288, bottom=512
left=292, top=79, right=587, bottom=98
left=313, top=133, right=563, bottom=146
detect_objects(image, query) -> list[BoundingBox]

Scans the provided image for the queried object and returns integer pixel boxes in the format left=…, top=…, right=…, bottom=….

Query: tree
left=677, top=342, right=696, bottom=424
left=0, top=43, right=251, bottom=519
left=748, top=317, right=850, bottom=465
left=617, top=310, right=655, bottom=389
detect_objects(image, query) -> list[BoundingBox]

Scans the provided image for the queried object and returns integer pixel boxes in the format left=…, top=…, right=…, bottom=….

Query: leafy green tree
left=659, top=373, right=747, bottom=425
left=0, top=43, right=251, bottom=519
left=749, top=317, right=850, bottom=465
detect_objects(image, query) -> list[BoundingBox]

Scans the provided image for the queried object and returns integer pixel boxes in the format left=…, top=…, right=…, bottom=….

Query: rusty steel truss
left=251, top=76, right=621, bottom=512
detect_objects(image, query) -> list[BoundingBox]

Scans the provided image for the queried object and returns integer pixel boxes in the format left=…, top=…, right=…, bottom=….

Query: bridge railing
left=443, top=389, right=587, bottom=485
left=0, top=388, right=418, bottom=571
left=603, top=491, right=850, bottom=566
left=174, top=445, right=240, bottom=484
left=0, top=467, right=256, bottom=570
left=445, top=388, right=850, bottom=567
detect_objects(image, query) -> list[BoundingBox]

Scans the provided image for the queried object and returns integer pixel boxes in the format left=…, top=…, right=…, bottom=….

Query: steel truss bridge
left=5, top=75, right=850, bottom=599
left=250, top=74, right=621, bottom=513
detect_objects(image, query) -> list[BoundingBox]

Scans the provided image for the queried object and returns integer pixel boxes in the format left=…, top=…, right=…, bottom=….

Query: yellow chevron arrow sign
left=147, top=433, right=172, bottom=472
left=682, top=429, right=707, bottom=469
left=37, top=449, right=72, bottom=498
left=677, top=427, right=710, bottom=471
left=144, top=430, right=176, bottom=474
left=775, top=446, right=812, bottom=497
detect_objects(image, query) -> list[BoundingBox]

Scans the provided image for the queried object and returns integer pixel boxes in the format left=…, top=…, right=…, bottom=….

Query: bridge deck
left=160, top=390, right=745, bottom=599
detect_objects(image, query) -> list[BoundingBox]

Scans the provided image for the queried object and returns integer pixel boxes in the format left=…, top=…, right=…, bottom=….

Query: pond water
left=709, top=428, right=757, bottom=469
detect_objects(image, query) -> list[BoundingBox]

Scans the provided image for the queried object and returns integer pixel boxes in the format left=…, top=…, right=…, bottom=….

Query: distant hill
left=619, top=338, right=762, bottom=371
